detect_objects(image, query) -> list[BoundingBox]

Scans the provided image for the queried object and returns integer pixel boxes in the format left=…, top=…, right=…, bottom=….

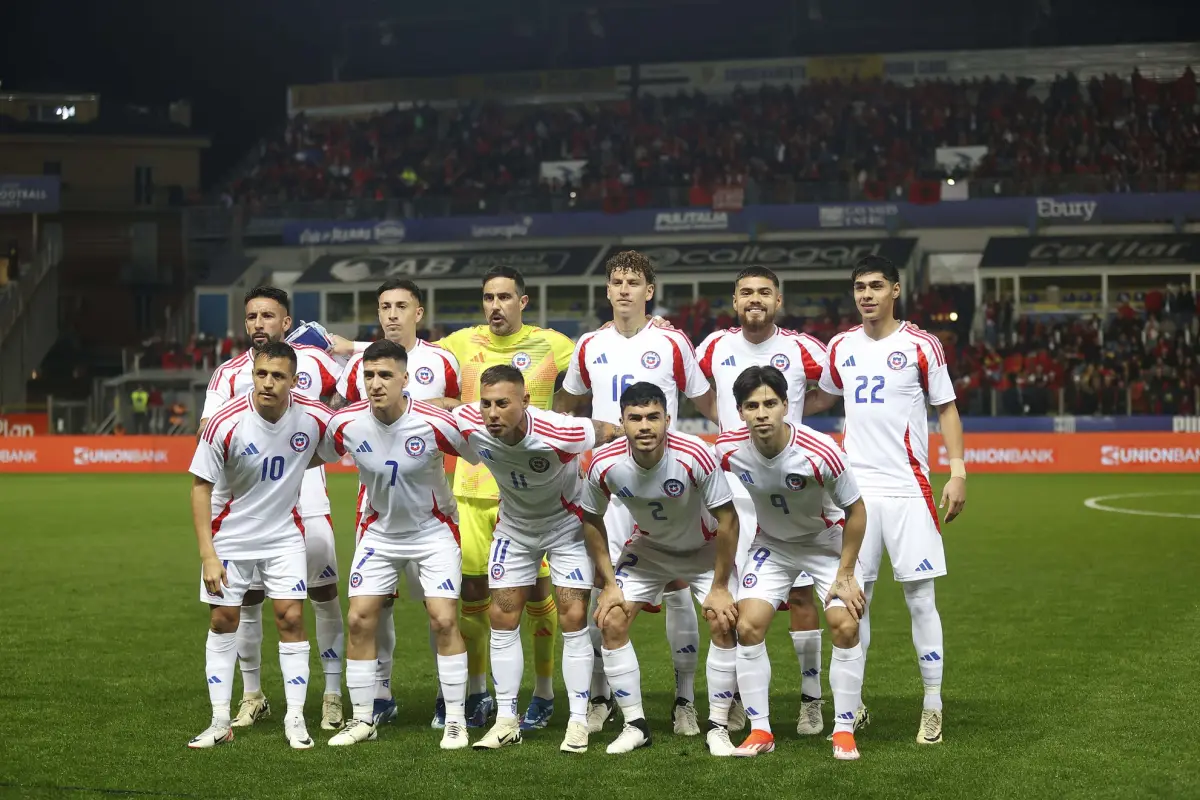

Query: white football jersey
left=714, top=424, right=861, bottom=541
left=818, top=323, right=955, bottom=497
left=697, top=326, right=827, bottom=433
left=337, top=339, right=461, bottom=404
left=320, top=399, right=477, bottom=540
left=202, top=344, right=342, bottom=517
left=190, top=392, right=333, bottom=560
left=582, top=432, right=734, bottom=554
left=562, top=322, right=710, bottom=425
left=453, top=405, right=596, bottom=539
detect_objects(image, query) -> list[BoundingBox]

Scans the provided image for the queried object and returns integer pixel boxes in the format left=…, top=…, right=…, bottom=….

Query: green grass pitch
left=1, top=473, right=1197, bottom=800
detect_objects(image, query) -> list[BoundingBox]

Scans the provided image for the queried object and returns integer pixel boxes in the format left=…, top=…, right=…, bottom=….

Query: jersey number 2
left=854, top=375, right=885, bottom=404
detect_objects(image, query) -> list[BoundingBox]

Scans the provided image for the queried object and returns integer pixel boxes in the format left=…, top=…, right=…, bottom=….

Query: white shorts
left=200, top=551, right=307, bottom=607
left=736, top=529, right=863, bottom=610
left=248, top=514, right=339, bottom=592
left=728, top=475, right=813, bottom=589
left=348, top=532, right=462, bottom=600
left=490, top=516, right=593, bottom=590
left=860, top=495, right=946, bottom=583
left=612, top=539, right=735, bottom=606
left=604, top=499, right=635, bottom=565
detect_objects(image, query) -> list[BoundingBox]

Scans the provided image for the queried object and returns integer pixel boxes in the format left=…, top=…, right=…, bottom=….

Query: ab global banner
left=278, top=191, right=1200, bottom=245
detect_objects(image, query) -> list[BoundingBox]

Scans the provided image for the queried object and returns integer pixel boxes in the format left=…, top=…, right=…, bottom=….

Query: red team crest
left=662, top=478, right=686, bottom=497
left=770, top=353, right=791, bottom=371
left=640, top=351, right=662, bottom=369
left=290, top=432, right=310, bottom=452
left=511, top=352, right=532, bottom=370
left=887, top=351, right=908, bottom=370
left=404, top=436, right=427, bottom=457
left=295, top=372, right=313, bottom=390
left=414, top=366, right=435, bottom=385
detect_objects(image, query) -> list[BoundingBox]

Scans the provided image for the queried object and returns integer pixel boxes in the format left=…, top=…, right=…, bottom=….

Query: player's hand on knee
left=826, top=572, right=865, bottom=620
left=595, top=586, right=628, bottom=627
left=702, top=587, right=737, bottom=634
left=202, top=557, right=228, bottom=597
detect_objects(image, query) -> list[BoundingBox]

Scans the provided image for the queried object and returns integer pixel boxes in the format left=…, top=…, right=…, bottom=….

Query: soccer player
left=806, top=255, right=967, bottom=745
left=453, top=365, right=622, bottom=753
left=333, top=278, right=461, bottom=729
left=713, top=366, right=867, bottom=760
left=558, top=250, right=716, bottom=736
left=187, top=342, right=332, bottom=750
left=696, top=266, right=834, bottom=735
left=320, top=340, right=475, bottom=750
left=201, top=286, right=347, bottom=732
left=435, top=266, right=576, bottom=730
left=582, top=382, right=741, bottom=756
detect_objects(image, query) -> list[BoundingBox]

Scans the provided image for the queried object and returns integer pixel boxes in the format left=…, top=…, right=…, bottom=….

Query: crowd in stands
left=226, top=67, right=1200, bottom=213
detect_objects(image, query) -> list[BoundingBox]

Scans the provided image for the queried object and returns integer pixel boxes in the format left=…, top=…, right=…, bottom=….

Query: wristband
left=949, top=457, right=967, bottom=480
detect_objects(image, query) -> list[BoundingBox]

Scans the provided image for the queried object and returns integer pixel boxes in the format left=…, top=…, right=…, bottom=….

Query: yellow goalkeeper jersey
left=436, top=323, right=575, bottom=500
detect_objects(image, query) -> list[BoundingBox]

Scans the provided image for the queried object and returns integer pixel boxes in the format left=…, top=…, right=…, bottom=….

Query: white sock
left=859, top=581, right=876, bottom=663
left=790, top=629, right=822, bottom=699
left=735, top=641, right=772, bottom=733
left=601, top=642, right=645, bottom=721
left=375, top=610, right=395, bottom=701
left=561, top=629, right=593, bottom=725
left=236, top=603, right=263, bottom=696
left=830, top=644, right=865, bottom=733
left=311, top=598, right=344, bottom=696
left=429, top=623, right=443, bottom=700
left=490, top=627, right=523, bottom=720
left=587, top=589, right=610, bottom=699
left=664, top=589, right=698, bottom=702
left=278, top=641, right=311, bottom=720
left=205, top=630, right=238, bottom=726
left=706, top=644, right=737, bottom=726
left=346, top=659, right=376, bottom=723
left=903, top=579, right=944, bottom=711
left=437, top=652, right=468, bottom=725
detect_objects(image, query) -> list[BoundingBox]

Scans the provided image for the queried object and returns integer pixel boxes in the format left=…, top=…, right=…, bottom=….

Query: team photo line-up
left=188, top=248, right=968, bottom=759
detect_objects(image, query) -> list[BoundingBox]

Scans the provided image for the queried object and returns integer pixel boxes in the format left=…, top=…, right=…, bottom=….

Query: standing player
left=696, top=266, right=834, bottom=736
left=806, top=255, right=967, bottom=744
left=436, top=266, right=576, bottom=730
left=201, top=286, right=347, bottom=732
left=319, top=340, right=475, bottom=750
left=582, top=382, right=742, bottom=756
left=557, top=250, right=716, bottom=737
left=187, top=342, right=331, bottom=750
left=714, top=366, right=868, bottom=759
left=453, top=366, right=622, bottom=753
left=333, top=278, right=461, bottom=729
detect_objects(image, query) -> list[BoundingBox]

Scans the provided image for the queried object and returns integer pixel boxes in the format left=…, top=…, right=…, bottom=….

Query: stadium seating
left=226, top=69, right=1200, bottom=213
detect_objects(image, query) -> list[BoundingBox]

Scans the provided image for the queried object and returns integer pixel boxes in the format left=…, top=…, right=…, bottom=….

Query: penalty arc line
left=1083, top=491, right=1200, bottom=520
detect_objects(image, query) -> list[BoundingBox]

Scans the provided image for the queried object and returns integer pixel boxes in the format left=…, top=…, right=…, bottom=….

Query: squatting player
left=557, top=250, right=716, bottom=736
left=321, top=340, right=476, bottom=750
left=696, top=265, right=835, bottom=736
left=806, top=255, right=967, bottom=744
left=714, top=366, right=867, bottom=760
left=583, top=382, right=742, bottom=756
left=453, top=365, right=622, bottom=754
left=201, top=286, right=347, bottom=732
left=333, top=278, right=461, bottom=728
left=187, top=342, right=332, bottom=751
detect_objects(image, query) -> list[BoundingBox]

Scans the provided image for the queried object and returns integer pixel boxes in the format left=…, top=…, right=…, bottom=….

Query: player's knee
left=427, top=605, right=459, bottom=636
left=555, top=597, right=588, bottom=632
left=210, top=607, right=240, bottom=634
left=346, top=605, right=378, bottom=638
left=735, top=617, right=767, bottom=646
left=827, top=610, right=858, bottom=647
left=488, top=606, right=522, bottom=631
left=275, top=601, right=305, bottom=637
left=599, top=608, right=629, bottom=644
left=902, top=579, right=937, bottom=618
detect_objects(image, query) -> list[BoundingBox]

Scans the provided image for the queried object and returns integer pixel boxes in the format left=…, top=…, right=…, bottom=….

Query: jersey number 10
left=260, top=456, right=285, bottom=482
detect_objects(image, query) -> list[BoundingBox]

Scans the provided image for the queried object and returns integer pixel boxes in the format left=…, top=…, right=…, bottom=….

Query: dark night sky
left=5, top=0, right=1198, bottom=185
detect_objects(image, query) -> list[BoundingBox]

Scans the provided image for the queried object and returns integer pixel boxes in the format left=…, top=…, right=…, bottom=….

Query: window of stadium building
left=1019, top=275, right=1102, bottom=315
left=326, top=292, right=355, bottom=323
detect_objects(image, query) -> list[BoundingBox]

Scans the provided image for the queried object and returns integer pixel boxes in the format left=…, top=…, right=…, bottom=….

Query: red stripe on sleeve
left=577, top=335, right=592, bottom=390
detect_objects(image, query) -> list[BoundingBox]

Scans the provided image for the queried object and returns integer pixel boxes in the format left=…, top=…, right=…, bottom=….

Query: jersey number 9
left=770, top=493, right=790, bottom=515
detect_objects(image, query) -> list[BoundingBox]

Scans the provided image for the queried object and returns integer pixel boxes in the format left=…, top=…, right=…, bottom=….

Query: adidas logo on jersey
left=240, top=443, right=260, bottom=456
left=721, top=356, right=737, bottom=367
left=616, top=486, right=634, bottom=499
left=842, top=356, right=856, bottom=367
left=739, top=470, right=754, bottom=485
left=478, top=447, right=493, bottom=461
left=565, top=568, right=584, bottom=582
left=438, top=579, right=455, bottom=592
left=593, top=354, right=609, bottom=364
left=914, top=558, right=934, bottom=573
left=356, top=441, right=373, bottom=454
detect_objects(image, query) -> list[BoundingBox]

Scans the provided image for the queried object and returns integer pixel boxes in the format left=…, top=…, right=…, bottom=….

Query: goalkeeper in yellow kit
left=436, top=266, right=575, bottom=730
